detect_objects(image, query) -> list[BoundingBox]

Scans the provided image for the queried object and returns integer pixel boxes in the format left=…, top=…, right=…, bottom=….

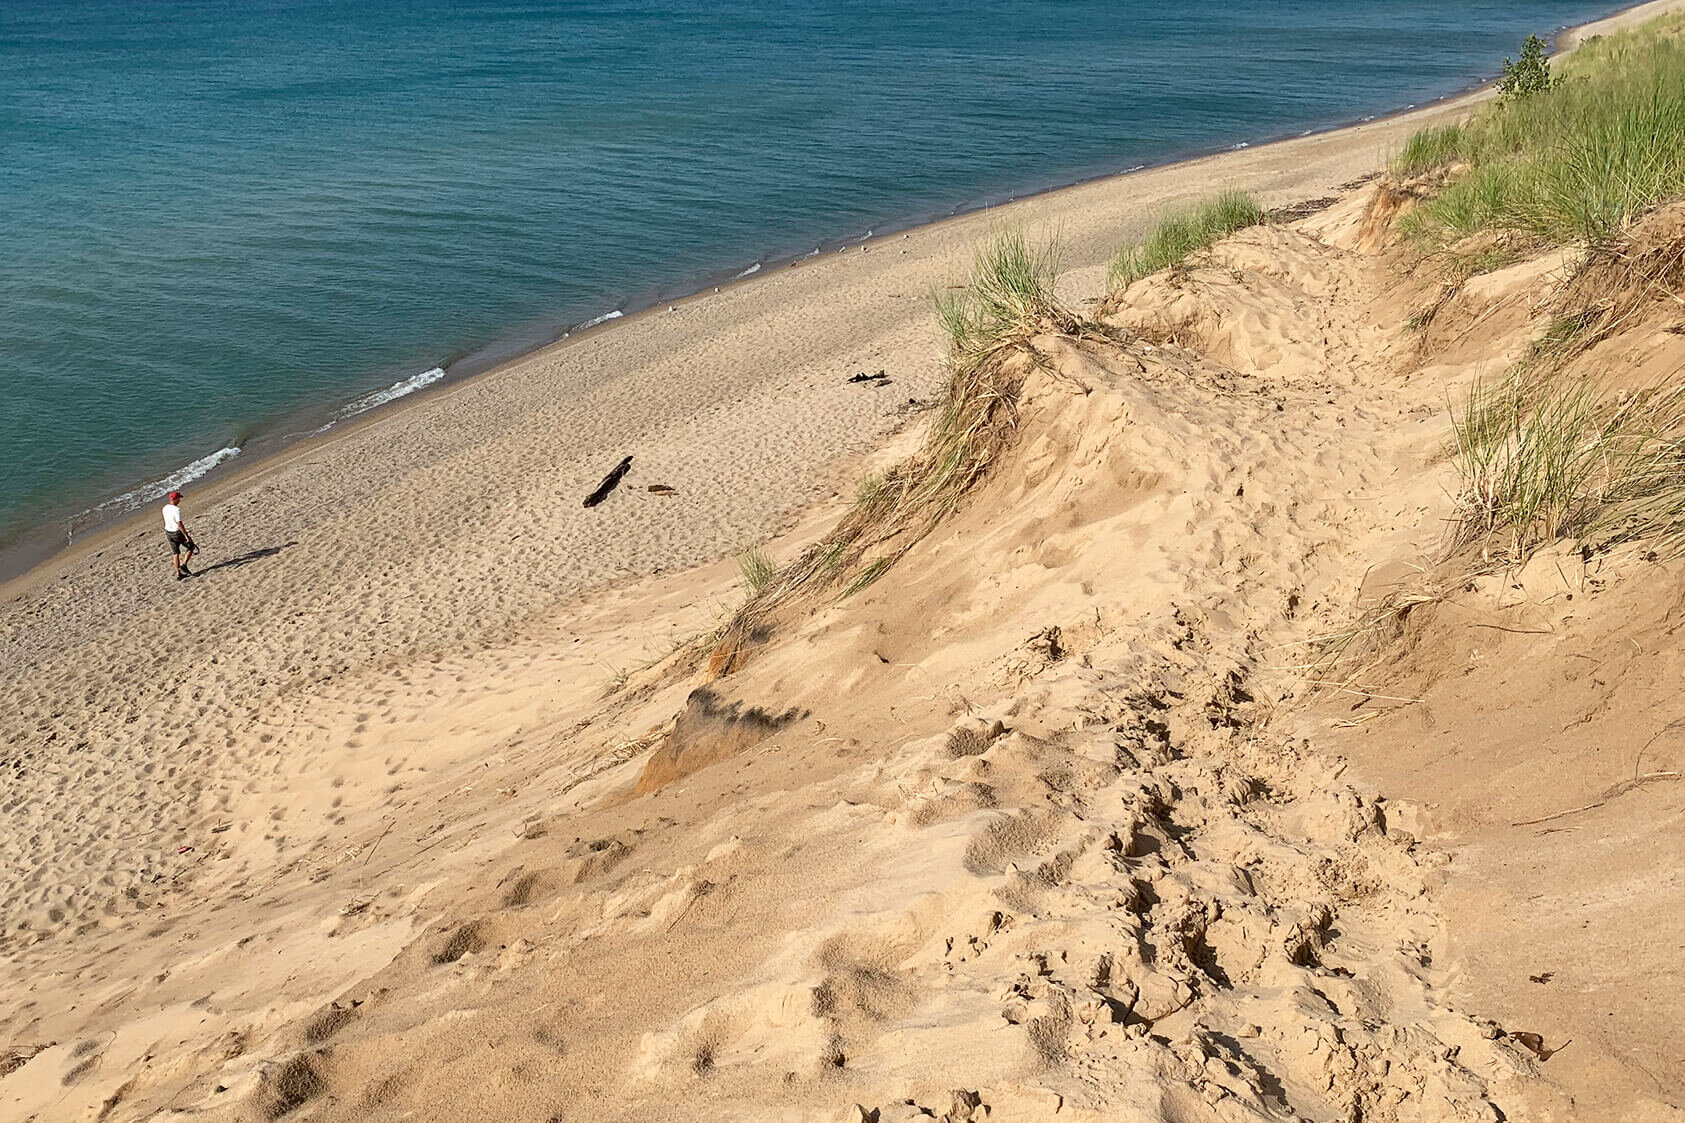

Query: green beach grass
left=935, top=229, right=1074, bottom=369
left=1419, top=14, right=1685, bottom=563
left=1107, top=191, right=1265, bottom=292
left=1450, top=371, right=1685, bottom=560
left=705, top=231, right=1080, bottom=669
left=1397, top=15, right=1685, bottom=245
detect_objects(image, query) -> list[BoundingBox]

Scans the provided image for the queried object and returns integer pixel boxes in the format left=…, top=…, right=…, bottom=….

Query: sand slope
left=1297, top=207, right=1685, bottom=1118
left=9, top=5, right=1685, bottom=1114
left=0, top=188, right=1602, bottom=1121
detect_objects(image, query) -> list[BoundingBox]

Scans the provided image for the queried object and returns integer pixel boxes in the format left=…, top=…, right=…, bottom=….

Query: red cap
left=168, top=491, right=182, bottom=502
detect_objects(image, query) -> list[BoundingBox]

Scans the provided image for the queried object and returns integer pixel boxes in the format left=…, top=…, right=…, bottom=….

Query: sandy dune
left=0, top=68, right=1471, bottom=962
left=5, top=3, right=1685, bottom=1119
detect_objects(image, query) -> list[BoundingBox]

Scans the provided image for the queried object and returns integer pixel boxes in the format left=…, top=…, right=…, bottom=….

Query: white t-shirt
left=163, top=503, right=182, bottom=533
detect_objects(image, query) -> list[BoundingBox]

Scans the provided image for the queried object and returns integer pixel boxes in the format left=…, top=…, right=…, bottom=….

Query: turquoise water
left=1, top=0, right=1625, bottom=556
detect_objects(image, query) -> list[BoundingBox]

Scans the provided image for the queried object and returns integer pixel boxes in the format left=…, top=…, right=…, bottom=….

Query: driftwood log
left=583, top=455, right=633, bottom=508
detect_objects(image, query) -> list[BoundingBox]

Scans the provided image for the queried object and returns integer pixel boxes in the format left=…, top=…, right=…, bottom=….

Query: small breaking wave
left=110, top=446, right=242, bottom=510
left=337, top=365, right=446, bottom=422
left=734, top=262, right=762, bottom=279
left=68, top=445, right=243, bottom=541
left=577, top=309, right=624, bottom=332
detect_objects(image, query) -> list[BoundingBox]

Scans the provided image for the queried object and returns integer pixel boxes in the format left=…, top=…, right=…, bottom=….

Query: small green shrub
left=1108, top=191, right=1265, bottom=292
left=1498, top=34, right=1555, bottom=101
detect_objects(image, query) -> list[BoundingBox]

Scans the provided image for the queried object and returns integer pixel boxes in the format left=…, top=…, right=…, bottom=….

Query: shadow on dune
left=197, top=541, right=298, bottom=575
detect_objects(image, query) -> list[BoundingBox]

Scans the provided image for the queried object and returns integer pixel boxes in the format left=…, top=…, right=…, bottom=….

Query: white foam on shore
left=69, top=445, right=244, bottom=541
left=338, top=365, right=446, bottom=421
left=578, top=309, right=624, bottom=331
left=734, top=263, right=762, bottom=279
left=112, top=447, right=242, bottom=509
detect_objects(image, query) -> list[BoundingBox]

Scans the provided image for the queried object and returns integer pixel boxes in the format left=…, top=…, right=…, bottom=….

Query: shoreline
left=0, top=0, right=1655, bottom=589
left=6, top=0, right=1678, bottom=593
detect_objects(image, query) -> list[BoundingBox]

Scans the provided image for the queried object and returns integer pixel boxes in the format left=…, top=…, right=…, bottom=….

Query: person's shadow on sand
left=196, top=541, right=297, bottom=576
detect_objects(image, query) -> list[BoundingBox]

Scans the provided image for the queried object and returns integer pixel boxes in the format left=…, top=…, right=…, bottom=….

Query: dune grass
left=703, top=231, right=1080, bottom=673
left=1107, top=191, right=1265, bottom=292
left=935, top=229, right=1078, bottom=367
left=1310, top=19, right=1685, bottom=686
left=1392, top=125, right=1466, bottom=178
left=1310, top=298, right=1685, bottom=686
left=1445, top=236, right=1685, bottom=562
left=1397, top=20, right=1685, bottom=246
left=1450, top=370, right=1685, bottom=561
left=737, top=547, right=776, bottom=595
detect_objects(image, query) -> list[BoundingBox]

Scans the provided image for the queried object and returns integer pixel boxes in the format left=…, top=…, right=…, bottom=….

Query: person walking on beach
left=163, top=490, right=197, bottom=580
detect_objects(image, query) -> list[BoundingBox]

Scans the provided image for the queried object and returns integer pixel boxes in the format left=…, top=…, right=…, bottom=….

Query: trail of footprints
left=193, top=223, right=1531, bottom=1120
left=236, top=647, right=1527, bottom=1122
left=849, top=666, right=1516, bottom=1121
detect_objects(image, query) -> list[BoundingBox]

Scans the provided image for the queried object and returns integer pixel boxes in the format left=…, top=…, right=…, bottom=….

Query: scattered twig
left=1634, top=719, right=1685, bottom=780
left=1300, top=681, right=1425, bottom=705
left=665, top=879, right=716, bottom=932
left=361, top=820, right=396, bottom=867
left=1512, top=772, right=1681, bottom=827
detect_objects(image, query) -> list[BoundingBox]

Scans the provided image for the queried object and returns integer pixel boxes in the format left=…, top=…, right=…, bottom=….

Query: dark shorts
left=166, top=530, right=193, bottom=555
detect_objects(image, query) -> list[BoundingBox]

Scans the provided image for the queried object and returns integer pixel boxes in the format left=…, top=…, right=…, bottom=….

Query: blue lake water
left=0, top=0, right=1628, bottom=553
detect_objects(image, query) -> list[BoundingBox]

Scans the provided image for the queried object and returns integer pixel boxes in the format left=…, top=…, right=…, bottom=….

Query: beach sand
left=4, top=2, right=1684, bottom=1119
left=0, top=53, right=1472, bottom=947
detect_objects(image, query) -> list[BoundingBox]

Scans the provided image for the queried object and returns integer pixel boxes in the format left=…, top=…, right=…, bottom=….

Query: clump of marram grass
left=1397, top=20, right=1685, bottom=246
left=702, top=231, right=1082, bottom=675
left=1442, top=230, right=1685, bottom=562
left=1107, top=191, right=1265, bottom=292
left=935, top=229, right=1081, bottom=366
left=737, top=547, right=776, bottom=595
left=1296, top=356, right=1685, bottom=692
left=1392, top=124, right=1466, bottom=178
left=1450, top=373, right=1685, bottom=562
